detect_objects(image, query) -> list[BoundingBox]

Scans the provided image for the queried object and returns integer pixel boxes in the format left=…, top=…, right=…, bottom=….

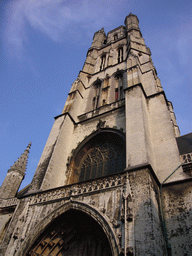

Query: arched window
left=67, top=131, right=126, bottom=184
left=79, top=142, right=124, bottom=182
left=92, top=80, right=102, bottom=109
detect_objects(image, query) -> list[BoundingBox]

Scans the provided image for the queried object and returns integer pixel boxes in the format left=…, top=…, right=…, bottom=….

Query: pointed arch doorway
left=27, top=209, right=112, bottom=256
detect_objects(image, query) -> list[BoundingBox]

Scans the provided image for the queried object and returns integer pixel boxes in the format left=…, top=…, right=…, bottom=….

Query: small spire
left=27, top=142, right=32, bottom=151
left=8, top=142, right=32, bottom=176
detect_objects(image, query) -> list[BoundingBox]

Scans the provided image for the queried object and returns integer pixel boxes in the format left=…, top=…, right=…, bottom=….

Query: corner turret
left=124, top=13, right=142, bottom=37
left=0, top=143, right=31, bottom=198
left=91, top=28, right=106, bottom=48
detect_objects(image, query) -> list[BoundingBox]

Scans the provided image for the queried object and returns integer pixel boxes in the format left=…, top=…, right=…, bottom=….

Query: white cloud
left=147, top=12, right=192, bottom=88
left=4, top=0, right=123, bottom=58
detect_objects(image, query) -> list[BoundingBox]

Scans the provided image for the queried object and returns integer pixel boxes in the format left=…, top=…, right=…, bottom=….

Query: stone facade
left=0, top=13, right=192, bottom=256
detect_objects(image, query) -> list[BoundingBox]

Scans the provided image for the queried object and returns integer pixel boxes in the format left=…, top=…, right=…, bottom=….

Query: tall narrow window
left=100, top=55, right=106, bottom=71
left=92, top=97, right=96, bottom=109
left=93, top=81, right=101, bottom=109
left=102, top=76, right=109, bottom=105
left=118, top=47, right=123, bottom=63
left=96, top=95, right=100, bottom=109
left=115, top=88, right=118, bottom=101
left=114, top=34, right=118, bottom=40
left=115, top=72, right=124, bottom=101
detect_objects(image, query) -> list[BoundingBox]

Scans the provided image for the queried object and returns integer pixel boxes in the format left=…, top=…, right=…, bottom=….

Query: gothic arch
left=67, top=129, right=126, bottom=184
left=18, top=201, right=119, bottom=256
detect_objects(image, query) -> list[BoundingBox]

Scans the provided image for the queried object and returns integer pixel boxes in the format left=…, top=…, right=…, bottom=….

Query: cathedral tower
left=0, top=14, right=192, bottom=256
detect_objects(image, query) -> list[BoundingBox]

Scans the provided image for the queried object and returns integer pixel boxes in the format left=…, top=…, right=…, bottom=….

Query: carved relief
left=97, top=119, right=106, bottom=129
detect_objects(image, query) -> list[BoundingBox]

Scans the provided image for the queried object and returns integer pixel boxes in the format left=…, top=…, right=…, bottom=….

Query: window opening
left=79, top=142, right=125, bottom=182
left=27, top=210, right=112, bottom=256
left=100, top=55, right=106, bottom=71
left=120, top=86, right=123, bottom=99
left=115, top=73, right=124, bottom=101
left=115, top=88, right=118, bottom=101
left=96, top=95, right=100, bottom=109
left=114, top=34, right=118, bottom=40
left=118, top=47, right=123, bottom=63
left=93, top=81, right=101, bottom=109
left=67, top=132, right=126, bottom=185
left=92, top=97, right=96, bottom=109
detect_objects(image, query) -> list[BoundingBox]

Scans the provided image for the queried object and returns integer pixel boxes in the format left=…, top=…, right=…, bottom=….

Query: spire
left=8, top=142, right=31, bottom=176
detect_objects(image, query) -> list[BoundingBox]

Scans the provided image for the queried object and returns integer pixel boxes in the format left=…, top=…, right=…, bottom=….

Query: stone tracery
left=67, top=131, right=126, bottom=185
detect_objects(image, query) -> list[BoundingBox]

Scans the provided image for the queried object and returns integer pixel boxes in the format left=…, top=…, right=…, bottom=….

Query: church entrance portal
left=27, top=209, right=112, bottom=256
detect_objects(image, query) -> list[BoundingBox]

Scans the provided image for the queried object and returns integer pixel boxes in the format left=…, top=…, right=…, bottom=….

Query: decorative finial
left=27, top=142, right=32, bottom=151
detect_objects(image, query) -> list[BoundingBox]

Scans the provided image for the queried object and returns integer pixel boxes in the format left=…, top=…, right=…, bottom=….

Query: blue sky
left=0, top=0, right=192, bottom=190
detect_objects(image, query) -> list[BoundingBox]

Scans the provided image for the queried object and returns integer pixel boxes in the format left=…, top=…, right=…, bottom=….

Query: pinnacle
left=8, top=142, right=32, bottom=176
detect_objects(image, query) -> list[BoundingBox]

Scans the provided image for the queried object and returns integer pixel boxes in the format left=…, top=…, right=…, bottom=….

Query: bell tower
left=28, top=13, right=182, bottom=193
left=1, top=14, right=192, bottom=256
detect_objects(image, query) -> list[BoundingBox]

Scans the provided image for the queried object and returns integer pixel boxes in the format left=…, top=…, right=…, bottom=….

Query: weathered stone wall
left=0, top=173, right=127, bottom=255
left=148, top=94, right=184, bottom=183
left=0, top=209, right=14, bottom=245
left=0, top=171, right=24, bottom=199
left=40, top=107, right=126, bottom=190
left=129, top=167, right=166, bottom=255
left=29, top=115, right=66, bottom=192
left=163, top=180, right=192, bottom=255
left=1, top=13, right=190, bottom=256
left=0, top=167, right=168, bottom=256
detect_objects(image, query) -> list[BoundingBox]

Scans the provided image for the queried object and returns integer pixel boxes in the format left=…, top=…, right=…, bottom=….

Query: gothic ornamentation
left=26, top=209, right=112, bottom=256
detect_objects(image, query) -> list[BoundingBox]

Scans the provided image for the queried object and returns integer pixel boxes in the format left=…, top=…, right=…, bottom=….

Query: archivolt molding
left=18, top=200, right=119, bottom=256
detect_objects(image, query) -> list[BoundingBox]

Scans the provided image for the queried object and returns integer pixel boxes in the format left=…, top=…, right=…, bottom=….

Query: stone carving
left=90, top=198, right=95, bottom=206
left=181, top=153, right=192, bottom=164
left=0, top=198, right=18, bottom=208
left=100, top=207, right=105, bottom=213
left=96, top=119, right=106, bottom=130
left=120, top=246, right=133, bottom=256
left=27, top=210, right=112, bottom=256
left=121, top=193, right=133, bottom=222
left=111, top=218, right=120, bottom=228
left=0, top=174, right=125, bottom=209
